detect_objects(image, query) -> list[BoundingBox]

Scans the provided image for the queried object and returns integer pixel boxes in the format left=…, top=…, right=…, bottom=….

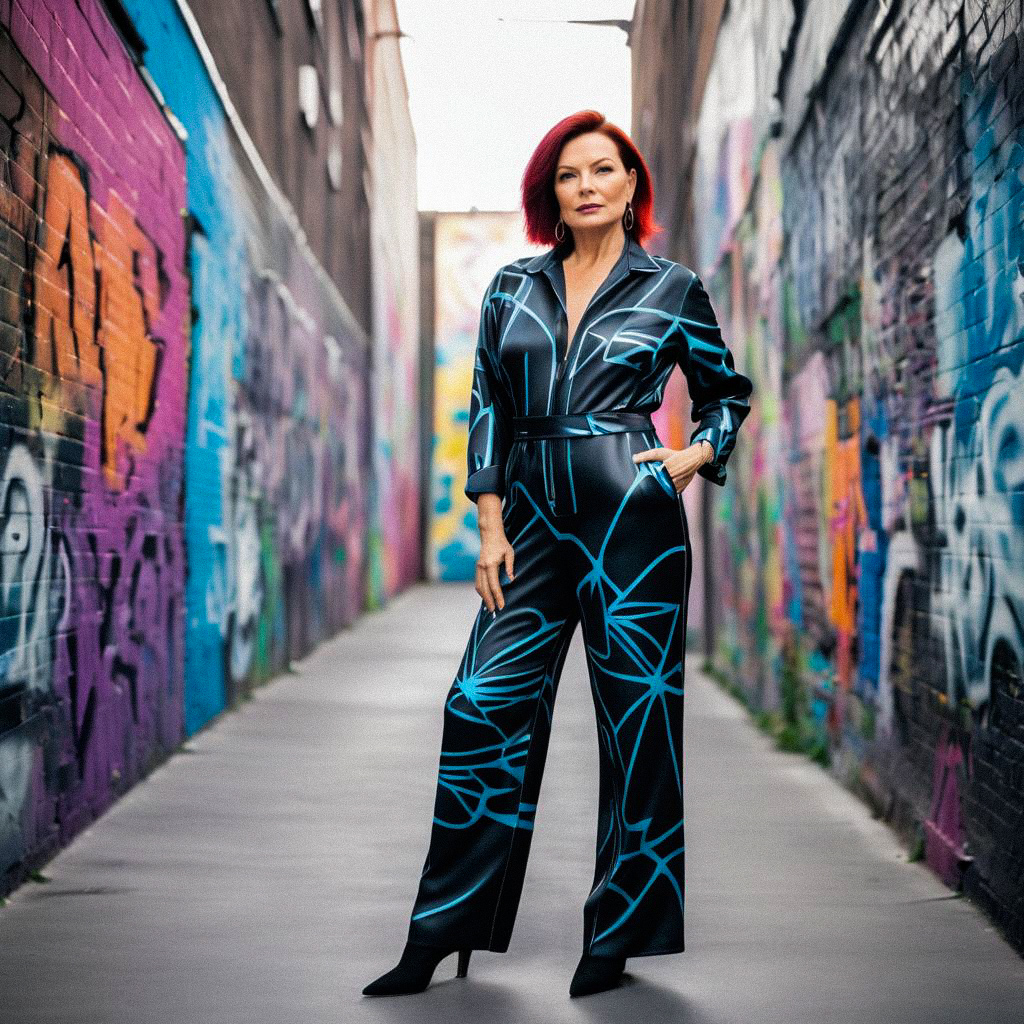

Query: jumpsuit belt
left=511, top=409, right=653, bottom=440
left=510, top=410, right=654, bottom=515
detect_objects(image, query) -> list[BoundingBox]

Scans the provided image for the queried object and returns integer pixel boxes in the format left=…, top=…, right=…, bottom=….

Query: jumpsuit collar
left=523, top=234, right=661, bottom=315
left=522, top=233, right=661, bottom=277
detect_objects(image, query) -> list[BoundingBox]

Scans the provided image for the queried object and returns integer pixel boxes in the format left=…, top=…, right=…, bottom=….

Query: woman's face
left=553, top=131, right=637, bottom=238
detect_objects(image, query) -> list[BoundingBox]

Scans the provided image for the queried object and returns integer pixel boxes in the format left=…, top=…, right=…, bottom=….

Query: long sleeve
left=677, top=273, right=753, bottom=486
left=464, top=273, right=513, bottom=502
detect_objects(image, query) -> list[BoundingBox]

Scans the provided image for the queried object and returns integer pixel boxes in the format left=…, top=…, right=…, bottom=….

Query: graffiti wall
left=119, top=0, right=371, bottom=732
left=0, top=0, right=375, bottom=894
left=428, top=212, right=539, bottom=581
left=695, top=0, right=1024, bottom=949
left=366, top=0, right=421, bottom=606
left=0, top=3, right=188, bottom=887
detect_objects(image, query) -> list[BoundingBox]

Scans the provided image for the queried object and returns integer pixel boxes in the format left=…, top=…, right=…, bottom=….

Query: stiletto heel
left=362, top=941, right=474, bottom=996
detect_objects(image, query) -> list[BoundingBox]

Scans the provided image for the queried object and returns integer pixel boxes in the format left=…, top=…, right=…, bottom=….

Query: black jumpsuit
left=407, top=234, right=753, bottom=958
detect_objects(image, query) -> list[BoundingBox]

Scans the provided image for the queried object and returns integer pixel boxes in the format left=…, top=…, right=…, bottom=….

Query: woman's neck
left=562, top=225, right=627, bottom=269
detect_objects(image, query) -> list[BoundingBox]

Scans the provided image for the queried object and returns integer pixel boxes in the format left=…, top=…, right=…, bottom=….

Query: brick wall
left=694, top=0, right=1024, bottom=952
left=0, top=0, right=189, bottom=885
left=0, top=0, right=378, bottom=897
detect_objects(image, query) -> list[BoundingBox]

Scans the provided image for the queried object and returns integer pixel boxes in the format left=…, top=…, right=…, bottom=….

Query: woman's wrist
left=476, top=492, right=504, bottom=530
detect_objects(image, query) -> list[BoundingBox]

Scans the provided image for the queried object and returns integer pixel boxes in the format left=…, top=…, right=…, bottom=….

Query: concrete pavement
left=1, top=582, right=1022, bottom=1023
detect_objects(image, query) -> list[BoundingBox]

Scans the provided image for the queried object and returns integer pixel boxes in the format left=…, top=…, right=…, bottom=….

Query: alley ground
left=1, top=582, right=1022, bottom=1024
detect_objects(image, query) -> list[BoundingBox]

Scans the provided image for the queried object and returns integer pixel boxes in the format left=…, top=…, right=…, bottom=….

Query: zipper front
left=558, top=303, right=591, bottom=385
left=555, top=314, right=569, bottom=384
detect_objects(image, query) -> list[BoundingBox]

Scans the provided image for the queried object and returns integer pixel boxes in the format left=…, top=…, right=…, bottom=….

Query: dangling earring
left=554, top=218, right=565, bottom=242
left=622, top=202, right=634, bottom=231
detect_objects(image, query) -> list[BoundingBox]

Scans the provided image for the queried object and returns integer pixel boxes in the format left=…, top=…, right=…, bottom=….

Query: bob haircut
left=521, top=109, right=662, bottom=250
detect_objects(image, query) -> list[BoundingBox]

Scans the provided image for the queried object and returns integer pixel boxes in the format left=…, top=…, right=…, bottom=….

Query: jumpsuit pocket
left=631, top=430, right=679, bottom=498
left=656, top=464, right=679, bottom=497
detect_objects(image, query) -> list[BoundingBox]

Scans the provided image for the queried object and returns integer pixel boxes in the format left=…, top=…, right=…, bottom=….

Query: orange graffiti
left=30, top=154, right=162, bottom=490
left=33, top=153, right=101, bottom=392
left=824, top=396, right=867, bottom=690
left=96, top=191, right=162, bottom=490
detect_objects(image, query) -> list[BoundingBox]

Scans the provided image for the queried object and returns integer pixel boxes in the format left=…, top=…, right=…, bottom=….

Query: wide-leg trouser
left=407, top=412, right=691, bottom=958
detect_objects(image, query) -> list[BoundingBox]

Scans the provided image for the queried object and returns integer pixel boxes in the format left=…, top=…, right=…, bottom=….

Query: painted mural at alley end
left=696, top=0, right=1023, bottom=947
left=0, top=5, right=188, bottom=885
left=428, top=213, right=539, bottom=581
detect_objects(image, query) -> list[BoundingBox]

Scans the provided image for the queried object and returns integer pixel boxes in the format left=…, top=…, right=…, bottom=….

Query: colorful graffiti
left=1, top=5, right=188, bottom=887
left=695, top=0, right=1024, bottom=948
left=1, top=0, right=375, bottom=895
left=121, top=0, right=371, bottom=734
left=367, top=84, right=421, bottom=606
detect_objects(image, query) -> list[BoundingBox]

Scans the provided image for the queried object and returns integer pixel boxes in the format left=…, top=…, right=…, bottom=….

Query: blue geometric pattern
left=464, top=235, right=752, bottom=502
left=408, top=235, right=753, bottom=958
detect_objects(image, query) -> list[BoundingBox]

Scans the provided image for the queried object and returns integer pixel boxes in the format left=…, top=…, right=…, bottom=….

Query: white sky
left=395, top=0, right=636, bottom=211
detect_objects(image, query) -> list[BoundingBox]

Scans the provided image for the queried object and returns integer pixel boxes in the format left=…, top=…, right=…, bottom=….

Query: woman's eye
left=559, top=167, right=612, bottom=181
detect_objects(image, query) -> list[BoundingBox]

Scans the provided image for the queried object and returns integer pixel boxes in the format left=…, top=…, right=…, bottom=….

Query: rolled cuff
left=689, top=425, right=728, bottom=486
left=465, top=465, right=506, bottom=502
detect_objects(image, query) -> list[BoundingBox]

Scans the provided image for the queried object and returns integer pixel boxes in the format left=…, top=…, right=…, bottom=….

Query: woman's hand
left=475, top=493, right=514, bottom=614
left=632, top=439, right=714, bottom=494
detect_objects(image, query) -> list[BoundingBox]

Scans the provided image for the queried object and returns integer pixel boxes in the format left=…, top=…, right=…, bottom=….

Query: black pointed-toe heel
left=362, top=941, right=473, bottom=996
left=568, top=951, right=627, bottom=997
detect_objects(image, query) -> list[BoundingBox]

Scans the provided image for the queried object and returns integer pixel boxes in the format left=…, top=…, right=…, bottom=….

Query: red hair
left=521, top=110, right=662, bottom=249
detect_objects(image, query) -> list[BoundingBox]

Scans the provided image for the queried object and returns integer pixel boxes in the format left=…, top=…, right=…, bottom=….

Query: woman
left=363, top=110, right=753, bottom=999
